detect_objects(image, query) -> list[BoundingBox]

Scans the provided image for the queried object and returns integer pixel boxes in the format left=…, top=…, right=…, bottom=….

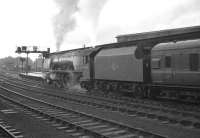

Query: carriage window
left=83, top=56, right=89, bottom=64
left=151, top=58, right=161, bottom=69
left=83, top=56, right=85, bottom=64
left=165, top=56, right=171, bottom=68
left=85, top=56, right=88, bottom=64
left=189, top=53, right=199, bottom=71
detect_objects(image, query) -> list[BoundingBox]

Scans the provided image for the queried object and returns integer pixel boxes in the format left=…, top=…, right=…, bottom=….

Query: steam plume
left=78, top=0, right=108, bottom=28
left=53, top=0, right=79, bottom=51
left=78, top=0, right=108, bottom=44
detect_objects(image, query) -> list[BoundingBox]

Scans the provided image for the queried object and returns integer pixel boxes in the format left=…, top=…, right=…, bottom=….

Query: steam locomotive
left=43, top=26, right=200, bottom=100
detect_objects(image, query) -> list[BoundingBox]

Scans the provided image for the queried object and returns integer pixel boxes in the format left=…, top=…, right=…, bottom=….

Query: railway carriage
left=151, top=39, right=200, bottom=99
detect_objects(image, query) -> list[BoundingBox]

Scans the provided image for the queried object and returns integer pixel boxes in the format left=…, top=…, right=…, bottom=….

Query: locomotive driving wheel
left=53, top=80, right=63, bottom=88
left=62, top=73, right=72, bottom=89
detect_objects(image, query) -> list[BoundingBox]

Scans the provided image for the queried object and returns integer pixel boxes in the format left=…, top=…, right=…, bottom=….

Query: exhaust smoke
left=53, top=0, right=80, bottom=51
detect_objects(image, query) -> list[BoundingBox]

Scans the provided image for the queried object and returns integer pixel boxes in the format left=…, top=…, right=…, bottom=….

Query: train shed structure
left=95, top=25, right=200, bottom=59
left=116, top=25, right=200, bottom=43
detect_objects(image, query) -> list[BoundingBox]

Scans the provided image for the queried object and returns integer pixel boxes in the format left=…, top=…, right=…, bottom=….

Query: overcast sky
left=0, top=0, right=199, bottom=59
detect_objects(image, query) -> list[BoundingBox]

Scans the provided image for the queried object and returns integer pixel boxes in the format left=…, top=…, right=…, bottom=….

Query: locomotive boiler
left=43, top=47, right=100, bottom=88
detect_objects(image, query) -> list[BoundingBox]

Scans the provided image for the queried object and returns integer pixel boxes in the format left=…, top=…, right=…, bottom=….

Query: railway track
left=3, top=71, right=200, bottom=106
left=2, top=73, right=200, bottom=111
left=0, top=83, right=166, bottom=138
left=0, top=119, right=23, bottom=138
left=1, top=73, right=200, bottom=137
left=1, top=74, right=200, bottom=130
left=6, top=72, right=200, bottom=109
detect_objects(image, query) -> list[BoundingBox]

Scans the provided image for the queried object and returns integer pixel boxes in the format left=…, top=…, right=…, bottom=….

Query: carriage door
left=143, top=50, right=151, bottom=83
left=164, top=55, right=174, bottom=83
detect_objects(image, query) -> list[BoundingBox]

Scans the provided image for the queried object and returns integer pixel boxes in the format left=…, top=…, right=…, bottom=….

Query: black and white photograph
left=0, top=0, right=199, bottom=138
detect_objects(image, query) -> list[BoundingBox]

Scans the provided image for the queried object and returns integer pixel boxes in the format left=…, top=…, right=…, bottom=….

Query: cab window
left=83, top=56, right=89, bottom=64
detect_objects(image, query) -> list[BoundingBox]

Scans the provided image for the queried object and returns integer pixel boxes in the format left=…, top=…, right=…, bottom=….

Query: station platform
left=19, top=72, right=45, bottom=81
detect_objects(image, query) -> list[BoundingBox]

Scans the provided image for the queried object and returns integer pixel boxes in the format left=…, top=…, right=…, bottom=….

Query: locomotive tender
left=43, top=26, right=200, bottom=100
